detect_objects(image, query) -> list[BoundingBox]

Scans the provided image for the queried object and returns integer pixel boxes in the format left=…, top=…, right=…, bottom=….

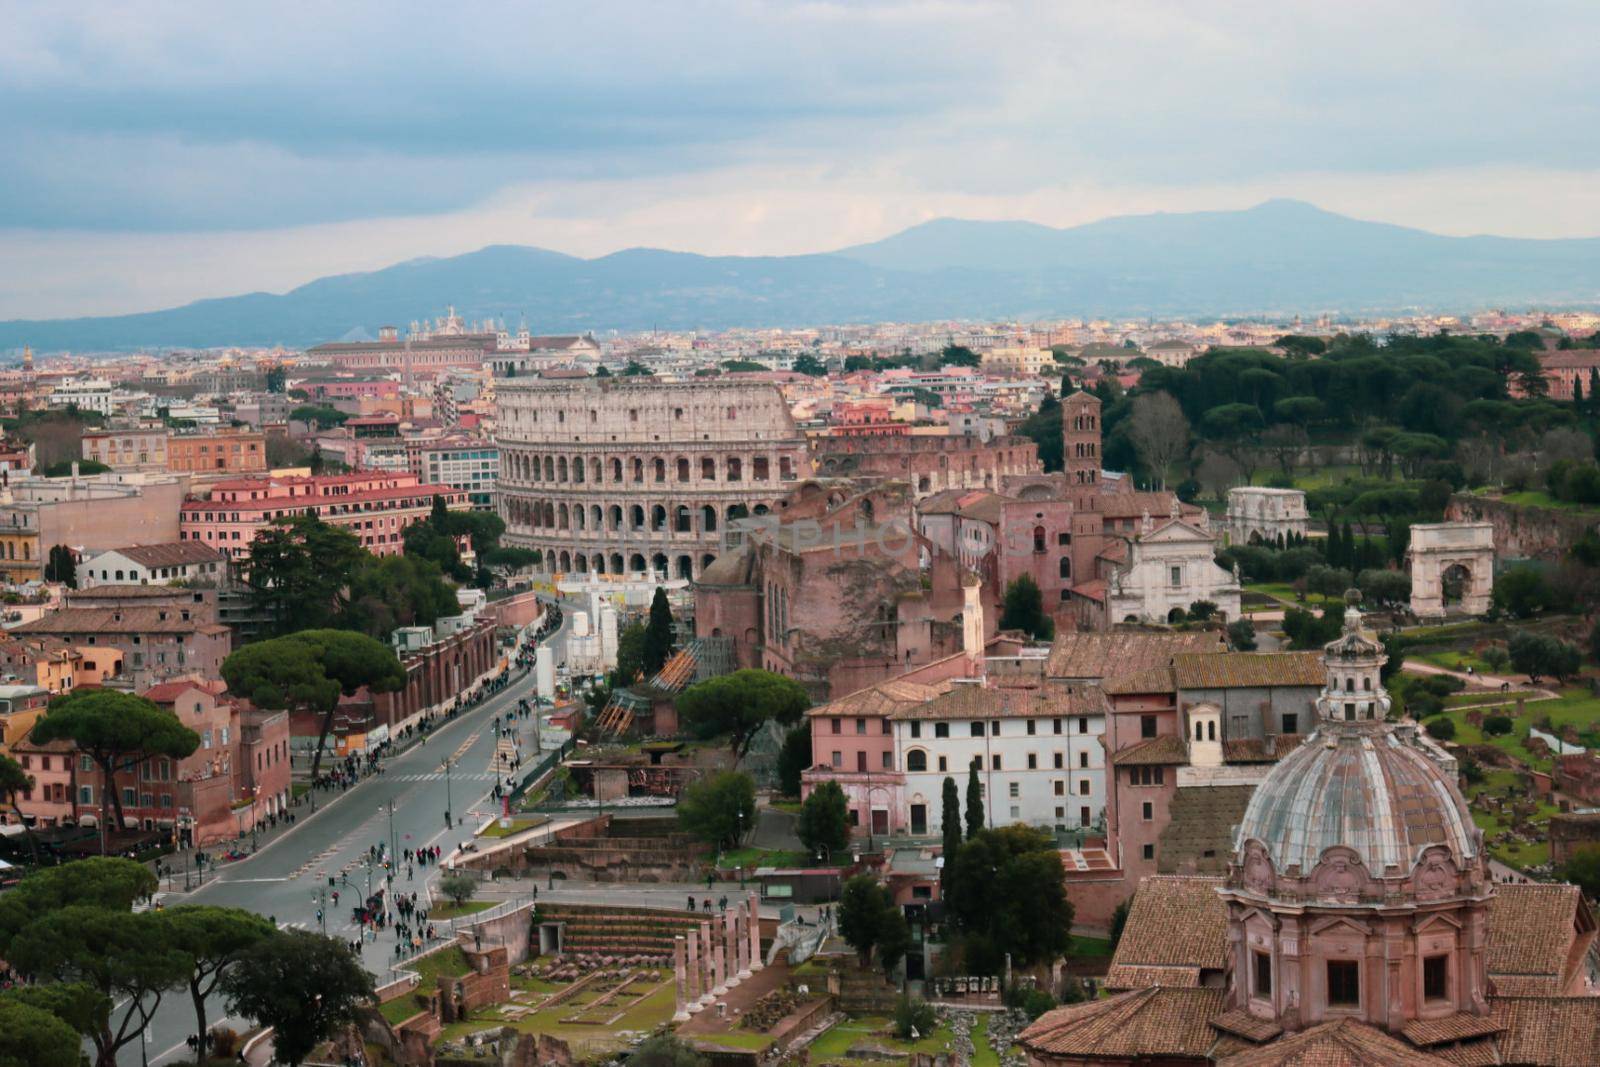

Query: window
left=1054, top=753, right=1064, bottom=769
left=1008, top=782, right=1020, bottom=798
left=1058, top=532, right=1071, bottom=546
left=1142, top=801, right=1153, bottom=821
left=1141, top=715, right=1157, bottom=738
left=991, top=754, right=1002, bottom=770
left=1423, top=955, right=1448, bottom=1001
left=1282, top=713, right=1298, bottom=735
left=935, top=722, right=949, bottom=739
left=1053, top=718, right=1062, bottom=735
left=1079, top=751, right=1090, bottom=769
left=907, top=750, right=927, bottom=772
left=1142, top=844, right=1154, bottom=860
left=1026, top=719, right=1036, bottom=736
left=881, top=751, right=892, bottom=770
left=991, top=721, right=1000, bottom=736
left=971, top=722, right=985, bottom=738
left=1170, top=565, right=1182, bottom=586
left=1027, top=753, right=1037, bottom=769
left=910, top=722, right=921, bottom=739
left=831, top=717, right=842, bottom=734
left=831, top=751, right=842, bottom=768
left=855, top=718, right=866, bottom=735
left=1079, top=717, right=1088, bottom=733
left=1081, top=806, right=1091, bottom=826
left=938, top=756, right=947, bottom=772
left=1327, top=960, right=1360, bottom=1007
left=1079, top=780, right=1090, bottom=795
left=1255, top=952, right=1272, bottom=998
left=1054, top=780, right=1065, bottom=796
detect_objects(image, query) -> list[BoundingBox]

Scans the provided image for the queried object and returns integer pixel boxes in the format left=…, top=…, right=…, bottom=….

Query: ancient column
left=734, top=907, right=751, bottom=981
left=673, top=936, right=690, bottom=1022
left=686, top=926, right=704, bottom=1012
left=708, top=920, right=726, bottom=997
left=747, top=891, right=764, bottom=973
left=723, top=906, right=742, bottom=988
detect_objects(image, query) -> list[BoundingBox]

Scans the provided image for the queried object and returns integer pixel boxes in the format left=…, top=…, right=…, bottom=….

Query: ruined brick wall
left=1447, top=493, right=1599, bottom=562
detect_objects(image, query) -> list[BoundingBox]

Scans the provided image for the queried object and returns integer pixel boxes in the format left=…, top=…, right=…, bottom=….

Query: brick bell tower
left=1061, top=391, right=1102, bottom=486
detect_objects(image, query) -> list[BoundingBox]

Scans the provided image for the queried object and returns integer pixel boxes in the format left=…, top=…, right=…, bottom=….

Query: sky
left=3, top=1, right=1598, bottom=320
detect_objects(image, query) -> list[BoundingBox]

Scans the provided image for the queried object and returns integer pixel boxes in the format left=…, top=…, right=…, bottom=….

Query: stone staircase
left=538, top=902, right=703, bottom=958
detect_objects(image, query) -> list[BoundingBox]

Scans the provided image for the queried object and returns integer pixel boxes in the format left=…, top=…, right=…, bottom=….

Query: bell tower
left=1061, top=391, right=1101, bottom=487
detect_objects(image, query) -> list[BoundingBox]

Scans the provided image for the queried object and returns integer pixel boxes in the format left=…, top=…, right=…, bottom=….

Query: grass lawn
left=1495, top=490, right=1600, bottom=514
left=431, top=899, right=495, bottom=920
left=378, top=993, right=425, bottom=1026
left=291, top=782, right=310, bottom=799
left=1249, top=465, right=1364, bottom=490
left=768, top=799, right=804, bottom=815
left=692, top=1032, right=775, bottom=1052
left=408, top=945, right=472, bottom=985
left=1244, top=582, right=1339, bottom=609
left=1415, top=650, right=1499, bottom=674
left=971, top=1014, right=1002, bottom=1067
left=436, top=971, right=678, bottom=1051
left=808, top=1017, right=954, bottom=1063
left=715, top=846, right=813, bottom=871
left=1069, top=935, right=1113, bottom=959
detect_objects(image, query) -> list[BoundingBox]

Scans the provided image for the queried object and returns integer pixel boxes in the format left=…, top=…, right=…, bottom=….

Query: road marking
left=219, top=877, right=290, bottom=883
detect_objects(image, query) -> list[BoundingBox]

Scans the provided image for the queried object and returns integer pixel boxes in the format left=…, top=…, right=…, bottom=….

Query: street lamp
left=444, top=756, right=453, bottom=828
left=385, top=800, right=397, bottom=863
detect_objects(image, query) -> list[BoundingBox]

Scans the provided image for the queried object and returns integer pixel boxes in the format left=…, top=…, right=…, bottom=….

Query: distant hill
left=6, top=200, right=1600, bottom=351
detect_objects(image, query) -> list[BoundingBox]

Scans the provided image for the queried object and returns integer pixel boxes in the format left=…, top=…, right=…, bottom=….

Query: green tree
left=776, top=721, right=812, bottom=797
left=797, top=781, right=851, bottom=859
left=628, top=1033, right=708, bottom=1067
left=1226, top=618, right=1257, bottom=651
left=1425, top=717, right=1456, bottom=741
left=1561, top=843, right=1600, bottom=900
left=30, top=690, right=199, bottom=847
left=839, top=874, right=901, bottom=968
left=0, top=754, right=40, bottom=866
left=0, top=857, right=156, bottom=953
left=289, top=404, right=348, bottom=429
left=43, top=544, right=77, bottom=587
left=1108, top=898, right=1130, bottom=951
left=613, top=622, right=649, bottom=686
left=8, top=906, right=190, bottom=1067
left=245, top=513, right=366, bottom=634
left=221, top=930, right=376, bottom=1067
left=1507, top=630, right=1581, bottom=684
left=965, top=759, right=984, bottom=838
left=941, top=344, right=980, bottom=368
left=341, top=552, right=461, bottom=637
left=675, top=669, right=810, bottom=758
left=892, top=994, right=937, bottom=1040
left=792, top=354, right=827, bottom=376
left=163, top=905, right=275, bottom=1055
left=643, top=586, right=676, bottom=676
left=41, top=459, right=111, bottom=478
left=1494, top=566, right=1550, bottom=619
left=940, top=776, right=961, bottom=880
left=945, top=825, right=1073, bottom=966
left=0, top=991, right=82, bottom=1067
left=675, top=770, right=756, bottom=849
left=439, top=874, right=478, bottom=907
left=999, top=575, right=1053, bottom=640
left=221, top=629, right=404, bottom=783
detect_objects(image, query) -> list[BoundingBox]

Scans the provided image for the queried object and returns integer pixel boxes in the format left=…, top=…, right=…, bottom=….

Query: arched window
left=1059, top=557, right=1072, bottom=579
left=677, top=458, right=690, bottom=482
left=702, top=457, right=716, bottom=481
left=1034, top=526, right=1046, bottom=553
left=906, top=750, right=928, bottom=772
left=1194, top=722, right=1203, bottom=741
left=653, top=457, right=666, bottom=483
left=1207, top=721, right=1216, bottom=741
left=610, top=458, right=623, bottom=482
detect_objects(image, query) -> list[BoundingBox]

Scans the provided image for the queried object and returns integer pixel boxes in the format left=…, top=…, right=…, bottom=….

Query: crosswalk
left=391, top=771, right=500, bottom=782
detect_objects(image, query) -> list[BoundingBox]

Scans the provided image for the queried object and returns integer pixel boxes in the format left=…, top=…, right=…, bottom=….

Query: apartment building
left=414, top=438, right=498, bottom=510
left=166, top=427, right=267, bottom=475
left=81, top=427, right=170, bottom=471
left=179, top=471, right=467, bottom=558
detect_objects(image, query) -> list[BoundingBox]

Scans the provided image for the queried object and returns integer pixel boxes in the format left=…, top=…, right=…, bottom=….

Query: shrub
left=1425, top=717, right=1456, bottom=742
left=1004, top=983, right=1057, bottom=1020
left=1483, top=715, right=1514, bottom=736
left=439, top=873, right=478, bottom=906
left=892, top=995, right=937, bottom=1040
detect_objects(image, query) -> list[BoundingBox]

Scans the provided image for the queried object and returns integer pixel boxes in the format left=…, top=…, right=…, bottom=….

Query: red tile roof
left=1215, top=1018, right=1443, bottom=1066
left=1019, top=987, right=1227, bottom=1060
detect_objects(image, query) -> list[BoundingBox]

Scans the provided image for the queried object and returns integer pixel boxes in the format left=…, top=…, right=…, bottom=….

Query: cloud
left=1, top=1, right=1597, bottom=317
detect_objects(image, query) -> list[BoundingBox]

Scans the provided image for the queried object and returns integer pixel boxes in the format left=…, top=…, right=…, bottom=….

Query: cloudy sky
left=3, top=1, right=1597, bottom=319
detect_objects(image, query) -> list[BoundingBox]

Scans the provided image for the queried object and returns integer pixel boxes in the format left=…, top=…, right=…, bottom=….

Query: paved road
left=123, top=605, right=575, bottom=1066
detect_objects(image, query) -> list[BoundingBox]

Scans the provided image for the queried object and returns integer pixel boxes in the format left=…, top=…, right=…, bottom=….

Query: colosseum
left=495, top=376, right=812, bottom=580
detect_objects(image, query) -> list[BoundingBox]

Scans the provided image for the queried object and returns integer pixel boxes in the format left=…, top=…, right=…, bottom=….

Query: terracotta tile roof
left=1399, top=1014, right=1505, bottom=1047
left=95, top=542, right=223, bottom=568
left=1485, top=883, right=1584, bottom=981
left=1109, top=875, right=1228, bottom=973
left=1222, top=735, right=1305, bottom=763
left=884, top=682, right=1108, bottom=721
left=1111, top=734, right=1189, bottom=765
left=1215, top=1018, right=1443, bottom=1067
left=1172, top=651, right=1326, bottom=689
left=1490, top=995, right=1600, bottom=1067
left=1018, top=987, right=1227, bottom=1059
left=1427, top=1039, right=1501, bottom=1067
left=1068, top=578, right=1107, bottom=602
left=1158, top=785, right=1256, bottom=875
left=69, top=584, right=197, bottom=600
left=1211, top=1008, right=1283, bottom=1043
left=1103, top=665, right=1176, bottom=694
left=16, top=606, right=217, bottom=636
left=1047, top=631, right=1224, bottom=680
left=1486, top=974, right=1562, bottom=997
left=1103, top=963, right=1200, bottom=990
left=806, top=678, right=947, bottom=720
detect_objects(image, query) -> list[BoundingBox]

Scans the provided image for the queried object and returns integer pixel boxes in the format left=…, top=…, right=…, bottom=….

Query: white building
left=890, top=682, right=1108, bottom=835
left=1144, top=339, right=1202, bottom=367
left=417, top=440, right=499, bottom=510
left=46, top=379, right=118, bottom=415
left=1225, top=487, right=1309, bottom=545
left=1107, top=514, right=1242, bottom=624
left=80, top=541, right=225, bottom=587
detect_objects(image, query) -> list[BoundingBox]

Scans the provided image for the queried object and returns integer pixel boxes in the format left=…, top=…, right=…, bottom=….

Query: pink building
left=178, top=471, right=467, bottom=559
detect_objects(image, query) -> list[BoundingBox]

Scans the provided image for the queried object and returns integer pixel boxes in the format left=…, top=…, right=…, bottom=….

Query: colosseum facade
left=495, top=376, right=812, bottom=580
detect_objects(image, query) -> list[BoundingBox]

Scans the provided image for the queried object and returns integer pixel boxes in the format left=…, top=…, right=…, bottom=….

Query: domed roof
left=1234, top=722, right=1478, bottom=876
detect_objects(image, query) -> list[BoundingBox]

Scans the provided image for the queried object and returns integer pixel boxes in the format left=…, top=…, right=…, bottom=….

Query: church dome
left=1233, top=720, right=1479, bottom=877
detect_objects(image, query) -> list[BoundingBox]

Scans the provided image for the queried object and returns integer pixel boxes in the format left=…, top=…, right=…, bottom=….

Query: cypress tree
left=941, top=776, right=961, bottom=884
left=642, top=586, right=676, bottom=677
left=1325, top=522, right=1343, bottom=567
left=965, top=758, right=985, bottom=838
left=1341, top=521, right=1356, bottom=569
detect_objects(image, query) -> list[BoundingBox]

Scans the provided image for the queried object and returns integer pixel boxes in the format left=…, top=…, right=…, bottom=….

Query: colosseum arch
left=557, top=504, right=569, bottom=529
left=610, top=458, right=623, bottom=482
left=589, top=457, right=602, bottom=483
left=675, top=505, right=692, bottom=533
left=701, top=505, right=718, bottom=532
left=610, top=553, right=625, bottom=573
left=629, top=553, right=647, bottom=573
left=727, top=457, right=743, bottom=481
left=701, top=553, right=716, bottom=572
left=631, top=457, right=644, bottom=482
left=651, top=505, right=667, bottom=531
left=652, top=552, right=669, bottom=576
left=571, top=455, right=584, bottom=482
left=676, top=555, right=693, bottom=580
left=701, top=457, right=717, bottom=481
left=753, top=456, right=770, bottom=481
left=557, top=457, right=568, bottom=482
left=558, top=550, right=571, bottom=571
left=653, top=457, right=667, bottom=483
left=573, top=507, right=585, bottom=531
left=630, top=505, right=645, bottom=530
left=677, top=457, right=691, bottom=482
left=591, top=553, right=605, bottom=574
left=543, top=456, right=555, bottom=481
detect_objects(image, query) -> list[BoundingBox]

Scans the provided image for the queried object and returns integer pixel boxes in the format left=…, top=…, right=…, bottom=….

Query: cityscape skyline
left=4, top=3, right=1599, bottom=318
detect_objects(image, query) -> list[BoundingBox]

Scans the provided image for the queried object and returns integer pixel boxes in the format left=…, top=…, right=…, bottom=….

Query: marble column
left=686, top=929, right=704, bottom=1013
left=747, top=891, right=764, bottom=973
left=672, top=936, right=690, bottom=1022
left=722, top=906, right=742, bottom=988
left=734, top=907, right=751, bottom=981
left=708, top=919, right=727, bottom=997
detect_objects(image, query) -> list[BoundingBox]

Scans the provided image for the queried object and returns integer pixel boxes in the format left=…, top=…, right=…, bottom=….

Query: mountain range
left=5, top=199, right=1600, bottom=352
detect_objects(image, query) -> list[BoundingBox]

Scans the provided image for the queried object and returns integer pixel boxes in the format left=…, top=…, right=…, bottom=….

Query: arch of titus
left=1407, top=521, right=1494, bottom=619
